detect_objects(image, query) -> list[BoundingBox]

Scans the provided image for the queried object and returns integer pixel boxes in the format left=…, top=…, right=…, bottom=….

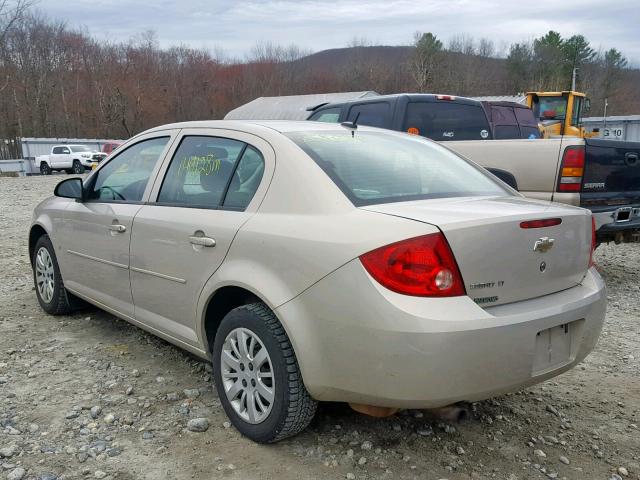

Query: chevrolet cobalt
left=29, top=121, right=606, bottom=442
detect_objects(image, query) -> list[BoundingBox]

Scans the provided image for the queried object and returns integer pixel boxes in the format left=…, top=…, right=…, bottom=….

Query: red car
left=102, top=141, right=124, bottom=155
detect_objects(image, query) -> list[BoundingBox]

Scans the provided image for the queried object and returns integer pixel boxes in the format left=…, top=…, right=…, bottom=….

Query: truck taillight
left=558, top=146, right=585, bottom=192
left=359, top=233, right=466, bottom=297
left=436, top=95, right=455, bottom=101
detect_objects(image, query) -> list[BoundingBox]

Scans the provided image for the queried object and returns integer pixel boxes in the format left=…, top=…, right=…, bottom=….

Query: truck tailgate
left=581, top=138, right=640, bottom=239
left=582, top=138, right=640, bottom=201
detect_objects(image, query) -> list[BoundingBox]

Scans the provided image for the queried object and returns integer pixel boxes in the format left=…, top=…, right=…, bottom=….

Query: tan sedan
left=30, top=121, right=605, bottom=442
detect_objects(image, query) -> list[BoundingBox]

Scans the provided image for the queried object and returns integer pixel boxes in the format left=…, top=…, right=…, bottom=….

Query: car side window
left=52, top=147, right=63, bottom=154
left=308, top=108, right=341, bottom=123
left=86, top=137, right=169, bottom=202
left=223, top=146, right=265, bottom=209
left=347, top=102, right=390, bottom=128
left=157, top=136, right=247, bottom=208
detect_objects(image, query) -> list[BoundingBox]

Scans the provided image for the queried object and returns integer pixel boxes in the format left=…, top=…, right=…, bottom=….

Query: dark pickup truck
left=307, top=93, right=640, bottom=244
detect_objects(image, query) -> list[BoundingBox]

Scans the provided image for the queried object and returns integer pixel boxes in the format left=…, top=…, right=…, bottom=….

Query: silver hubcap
left=35, top=247, right=55, bottom=303
left=220, top=327, right=274, bottom=424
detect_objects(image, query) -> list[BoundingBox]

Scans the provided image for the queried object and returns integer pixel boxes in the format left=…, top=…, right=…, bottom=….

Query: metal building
left=21, top=138, right=124, bottom=161
left=581, top=115, right=640, bottom=142
left=471, top=95, right=528, bottom=104
left=224, top=91, right=379, bottom=121
left=20, top=137, right=124, bottom=174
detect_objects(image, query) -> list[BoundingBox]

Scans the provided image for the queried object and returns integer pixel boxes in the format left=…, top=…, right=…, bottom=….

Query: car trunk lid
left=362, top=196, right=592, bottom=307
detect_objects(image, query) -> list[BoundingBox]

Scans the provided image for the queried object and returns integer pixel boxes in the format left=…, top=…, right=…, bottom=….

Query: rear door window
left=157, top=136, right=264, bottom=211
left=494, top=125, right=521, bottom=139
left=521, top=127, right=541, bottom=139
left=403, top=102, right=492, bottom=141
left=346, top=102, right=390, bottom=128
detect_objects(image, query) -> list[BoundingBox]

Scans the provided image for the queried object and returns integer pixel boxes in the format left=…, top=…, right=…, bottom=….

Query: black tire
left=40, top=162, right=51, bottom=175
left=212, top=303, right=317, bottom=443
left=32, top=235, right=73, bottom=315
left=72, top=160, right=84, bottom=174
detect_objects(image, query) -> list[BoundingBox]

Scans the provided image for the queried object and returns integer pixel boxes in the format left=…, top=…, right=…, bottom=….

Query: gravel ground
left=1, top=175, right=639, bottom=480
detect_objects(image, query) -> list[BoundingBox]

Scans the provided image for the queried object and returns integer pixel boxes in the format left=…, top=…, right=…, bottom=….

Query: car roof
left=313, top=93, right=484, bottom=109
left=140, top=120, right=385, bottom=136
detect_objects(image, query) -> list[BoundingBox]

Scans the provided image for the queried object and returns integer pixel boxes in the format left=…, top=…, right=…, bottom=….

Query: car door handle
left=189, top=236, right=216, bottom=247
left=109, top=224, right=127, bottom=233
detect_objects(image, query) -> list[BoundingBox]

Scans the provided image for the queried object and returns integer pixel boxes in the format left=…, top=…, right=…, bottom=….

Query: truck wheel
left=72, top=160, right=84, bottom=174
left=212, top=303, right=317, bottom=443
left=40, top=163, right=52, bottom=175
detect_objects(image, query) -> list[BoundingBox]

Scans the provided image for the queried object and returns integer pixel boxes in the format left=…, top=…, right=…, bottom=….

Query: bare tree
left=0, top=0, right=33, bottom=47
left=0, top=13, right=636, bottom=140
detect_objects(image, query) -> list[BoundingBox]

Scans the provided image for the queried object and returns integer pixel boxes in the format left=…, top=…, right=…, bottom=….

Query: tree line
left=0, top=3, right=636, bottom=146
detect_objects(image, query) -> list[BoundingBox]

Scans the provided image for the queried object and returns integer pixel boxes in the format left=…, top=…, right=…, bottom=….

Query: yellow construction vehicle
left=525, top=91, right=597, bottom=138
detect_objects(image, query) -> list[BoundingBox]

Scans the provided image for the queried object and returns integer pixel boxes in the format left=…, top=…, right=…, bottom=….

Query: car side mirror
left=54, top=178, right=84, bottom=201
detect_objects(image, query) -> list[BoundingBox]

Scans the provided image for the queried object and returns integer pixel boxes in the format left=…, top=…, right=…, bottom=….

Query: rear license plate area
left=532, top=323, right=574, bottom=375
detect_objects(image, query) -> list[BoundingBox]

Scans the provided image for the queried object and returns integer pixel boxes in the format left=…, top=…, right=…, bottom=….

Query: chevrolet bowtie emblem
left=533, top=237, right=555, bottom=253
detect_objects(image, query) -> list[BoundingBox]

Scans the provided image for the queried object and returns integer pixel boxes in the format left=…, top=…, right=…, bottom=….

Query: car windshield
left=70, top=146, right=91, bottom=153
left=533, top=96, right=567, bottom=121
left=286, top=130, right=509, bottom=206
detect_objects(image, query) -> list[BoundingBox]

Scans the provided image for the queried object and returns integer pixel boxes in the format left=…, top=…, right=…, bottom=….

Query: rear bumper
left=277, top=262, right=606, bottom=409
left=591, top=205, right=640, bottom=242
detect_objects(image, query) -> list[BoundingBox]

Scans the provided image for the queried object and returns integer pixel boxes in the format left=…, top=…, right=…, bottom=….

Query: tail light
left=436, top=95, right=455, bottom=101
left=520, top=218, right=562, bottom=229
left=589, top=216, right=596, bottom=267
left=359, top=233, right=465, bottom=297
left=558, top=146, right=585, bottom=192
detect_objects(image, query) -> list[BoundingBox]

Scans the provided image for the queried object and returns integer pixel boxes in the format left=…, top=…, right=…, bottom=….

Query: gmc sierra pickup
left=308, top=93, right=640, bottom=244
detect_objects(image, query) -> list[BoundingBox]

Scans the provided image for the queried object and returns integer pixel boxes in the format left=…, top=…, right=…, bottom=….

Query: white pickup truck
left=36, top=145, right=106, bottom=175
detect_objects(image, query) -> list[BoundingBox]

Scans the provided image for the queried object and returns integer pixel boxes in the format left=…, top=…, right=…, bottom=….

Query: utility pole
left=571, top=67, right=578, bottom=91
left=603, top=98, right=608, bottom=131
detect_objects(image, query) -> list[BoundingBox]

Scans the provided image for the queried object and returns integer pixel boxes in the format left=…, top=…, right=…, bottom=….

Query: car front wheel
left=212, top=303, right=317, bottom=443
left=32, top=235, right=73, bottom=315
left=40, top=163, right=51, bottom=175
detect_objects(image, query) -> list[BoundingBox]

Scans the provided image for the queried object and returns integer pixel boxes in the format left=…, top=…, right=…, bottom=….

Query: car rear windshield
left=286, top=130, right=509, bottom=206
left=403, top=101, right=492, bottom=141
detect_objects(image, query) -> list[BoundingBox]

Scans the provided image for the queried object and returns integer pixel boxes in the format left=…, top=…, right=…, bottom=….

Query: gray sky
left=39, top=0, right=640, bottom=64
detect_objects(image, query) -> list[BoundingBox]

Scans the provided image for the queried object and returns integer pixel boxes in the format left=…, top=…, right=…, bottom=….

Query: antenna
left=340, top=112, right=361, bottom=137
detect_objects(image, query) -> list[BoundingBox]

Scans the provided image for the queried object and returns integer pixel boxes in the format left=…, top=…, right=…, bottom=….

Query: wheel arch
left=199, top=284, right=269, bottom=357
left=29, top=223, right=49, bottom=266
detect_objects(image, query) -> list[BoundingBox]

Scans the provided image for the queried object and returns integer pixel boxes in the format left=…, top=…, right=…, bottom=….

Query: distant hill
left=296, top=46, right=414, bottom=70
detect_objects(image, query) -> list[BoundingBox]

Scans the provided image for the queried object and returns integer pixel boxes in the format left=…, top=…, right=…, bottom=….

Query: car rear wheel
left=72, top=160, right=84, bottom=174
left=212, top=303, right=317, bottom=443
left=32, top=235, right=73, bottom=315
left=40, top=163, right=51, bottom=175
